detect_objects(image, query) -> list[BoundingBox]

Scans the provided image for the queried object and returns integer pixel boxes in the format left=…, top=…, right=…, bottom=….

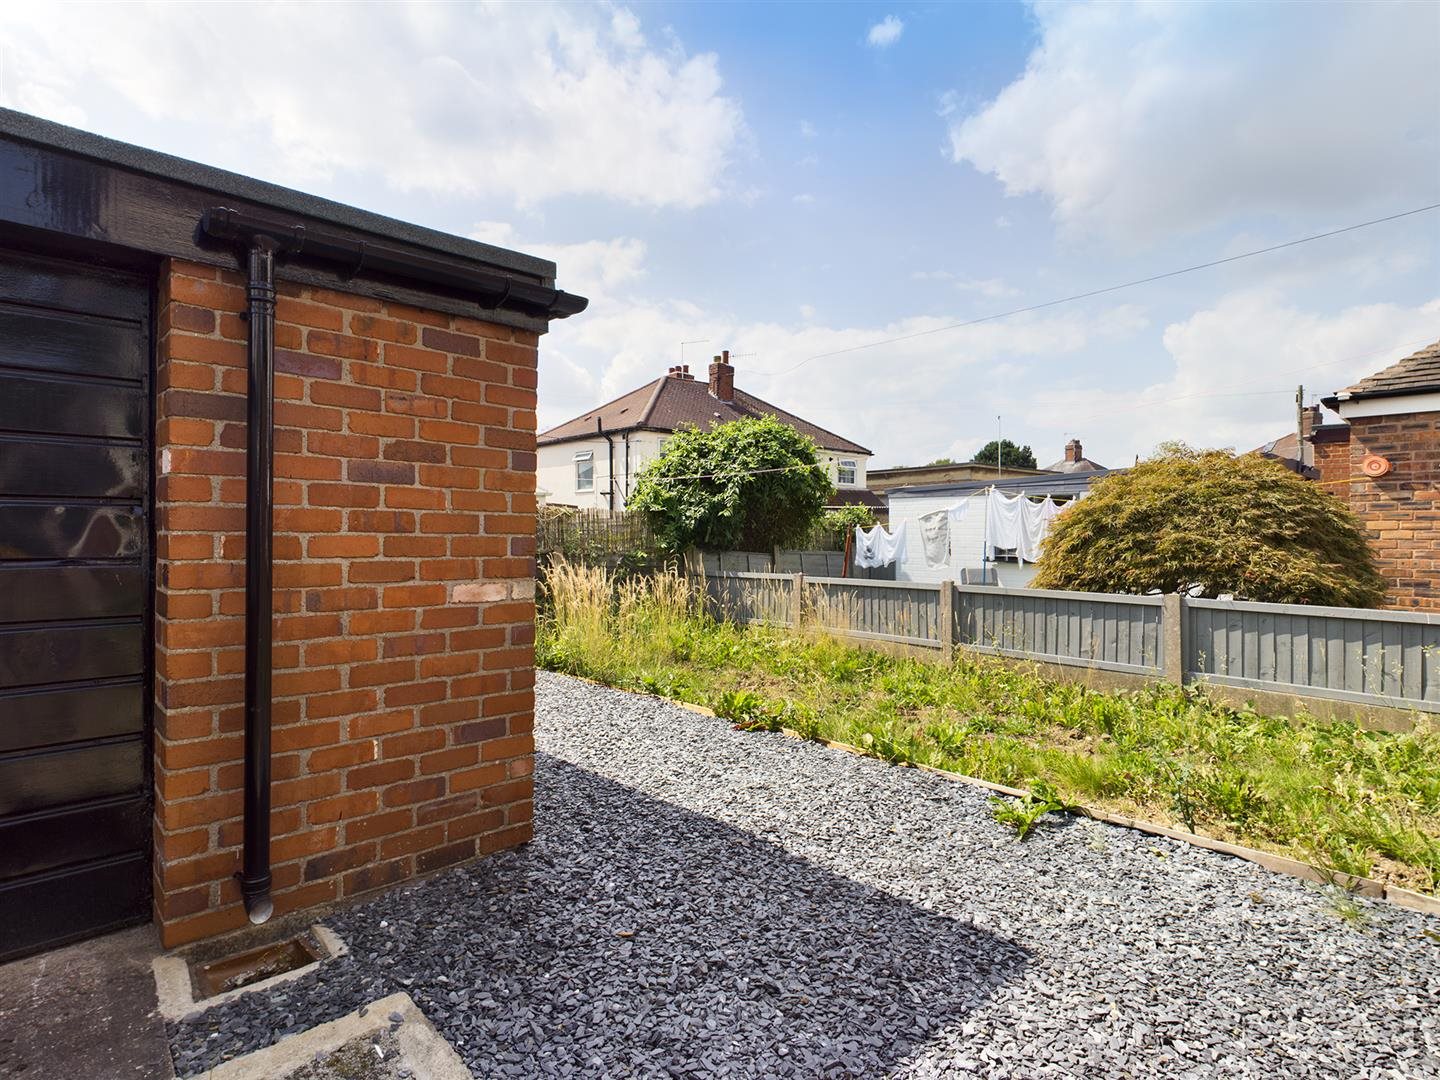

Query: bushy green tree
left=629, top=416, right=834, bottom=552
left=974, top=439, right=1037, bottom=470
left=818, top=505, right=876, bottom=531
left=1031, top=444, right=1386, bottom=606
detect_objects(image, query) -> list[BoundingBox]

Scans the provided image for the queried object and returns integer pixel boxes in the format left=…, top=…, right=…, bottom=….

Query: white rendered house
left=537, top=352, right=877, bottom=511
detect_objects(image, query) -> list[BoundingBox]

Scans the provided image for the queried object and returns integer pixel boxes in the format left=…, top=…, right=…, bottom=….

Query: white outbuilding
left=885, top=472, right=1112, bottom=588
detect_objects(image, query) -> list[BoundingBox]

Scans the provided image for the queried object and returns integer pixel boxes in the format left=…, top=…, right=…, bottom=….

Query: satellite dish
left=1360, top=454, right=1392, bottom=478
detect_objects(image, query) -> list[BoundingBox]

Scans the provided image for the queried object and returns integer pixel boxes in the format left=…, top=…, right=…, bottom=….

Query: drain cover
left=193, top=935, right=324, bottom=1000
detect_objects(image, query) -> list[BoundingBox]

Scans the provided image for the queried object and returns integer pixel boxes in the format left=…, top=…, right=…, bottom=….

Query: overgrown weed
left=537, top=561, right=1440, bottom=893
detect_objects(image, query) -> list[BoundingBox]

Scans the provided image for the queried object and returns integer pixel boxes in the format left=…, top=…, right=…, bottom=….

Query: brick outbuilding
left=1315, top=341, right=1440, bottom=611
left=0, top=111, right=585, bottom=959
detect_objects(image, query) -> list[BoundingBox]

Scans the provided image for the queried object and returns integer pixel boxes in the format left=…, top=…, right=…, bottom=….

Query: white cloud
left=867, top=15, right=905, bottom=49
left=792, top=193, right=815, bottom=205
left=799, top=119, right=818, bottom=138
left=469, top=223, right=646, bottom=299
left=910, top=272, right=1019, bottom=299
left=540, top=239, right=1149, bottom=464
left=949, top=3, right=1440, bottom=242
left=1023, top=290, right=1440, bottom=461
left=1, top=2, right=746, bottom=209
left=994, top=216, right=1012, bottom=230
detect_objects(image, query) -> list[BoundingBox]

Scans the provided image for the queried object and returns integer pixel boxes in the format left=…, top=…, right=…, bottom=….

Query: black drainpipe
left=596, top=417, right=616, bottom=511
left=239, top=237, right=278, bottom=924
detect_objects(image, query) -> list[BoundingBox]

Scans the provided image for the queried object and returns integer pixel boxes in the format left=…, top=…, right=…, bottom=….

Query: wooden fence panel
left=1184, top=599, right=1440, bottom=712
left=700, top=573, right=1440, bottom=713
left=954, top=586, right=1164, bottom=675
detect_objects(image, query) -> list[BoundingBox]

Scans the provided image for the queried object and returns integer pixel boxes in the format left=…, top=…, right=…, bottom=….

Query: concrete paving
left=0, top=924, right=174, bottom=1080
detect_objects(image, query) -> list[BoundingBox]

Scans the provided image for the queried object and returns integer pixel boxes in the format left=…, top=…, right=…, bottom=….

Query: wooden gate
left=0, top=251, right=153, bottom=961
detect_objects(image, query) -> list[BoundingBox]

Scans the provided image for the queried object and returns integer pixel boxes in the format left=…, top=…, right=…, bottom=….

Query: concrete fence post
left=793, top=572, right=805, bottom=629
left=938, top=580, right=956, bottom=658
left=1162, top=593, right=1187, bottom=684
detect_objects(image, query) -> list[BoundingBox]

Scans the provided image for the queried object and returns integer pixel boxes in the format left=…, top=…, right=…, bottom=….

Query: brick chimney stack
left=1064, top=438, right=1083, bottom=464
left=709, top=349, right=735, bottom=402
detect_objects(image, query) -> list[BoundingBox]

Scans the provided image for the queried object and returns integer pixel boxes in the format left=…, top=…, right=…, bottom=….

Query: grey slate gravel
left=169, top=672, right=1440, bottom=1078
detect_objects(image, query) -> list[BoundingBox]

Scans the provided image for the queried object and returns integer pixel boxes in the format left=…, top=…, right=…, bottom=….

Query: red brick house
left=1312, top=341, right=1440, bottom=610
left=0, top=111, right=585, bottom=959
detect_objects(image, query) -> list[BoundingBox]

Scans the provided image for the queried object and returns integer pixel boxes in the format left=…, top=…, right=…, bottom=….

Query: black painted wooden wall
left=0, top=250, right=152, bottom=961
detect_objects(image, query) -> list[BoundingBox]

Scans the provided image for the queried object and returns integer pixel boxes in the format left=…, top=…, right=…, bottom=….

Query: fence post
left=792, top=572, right=805, bottom=629
left=1162, top=593, right=1187, bottom=684
left=938, top=580, right=956, bottom=658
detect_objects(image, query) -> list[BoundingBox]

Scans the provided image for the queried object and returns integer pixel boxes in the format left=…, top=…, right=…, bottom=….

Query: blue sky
left=5, top=1, right=1437, bottom=467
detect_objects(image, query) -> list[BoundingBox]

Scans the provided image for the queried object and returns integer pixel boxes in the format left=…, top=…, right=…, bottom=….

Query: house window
left=837, top=459, right=857, bottom=486
left=574, top=451, right=594, bottom=492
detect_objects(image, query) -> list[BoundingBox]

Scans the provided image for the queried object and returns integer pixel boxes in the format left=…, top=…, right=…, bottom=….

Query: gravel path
left=171, top=673, right=1440, bottom=1078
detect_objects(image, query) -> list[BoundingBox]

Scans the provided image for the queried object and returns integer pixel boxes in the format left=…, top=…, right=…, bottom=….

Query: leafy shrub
left=1032, top=443, right=1386, bottom=606
left=628, top=415, right=833, bottom=552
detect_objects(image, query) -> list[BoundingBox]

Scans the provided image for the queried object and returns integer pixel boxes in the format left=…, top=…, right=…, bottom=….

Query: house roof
left=826, top=488, right=888, bottom=510
left=537, top=373, right=871, bottom=455
left=889, top=469, right=1116, bottom=501
left=1042, top=456, right=1107, bottom=473
left=1325, top=340, right=1440, bottom=405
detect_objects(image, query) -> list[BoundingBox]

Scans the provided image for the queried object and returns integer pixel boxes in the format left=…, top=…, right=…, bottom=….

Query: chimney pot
left=708, top=349, right=735, bottom=403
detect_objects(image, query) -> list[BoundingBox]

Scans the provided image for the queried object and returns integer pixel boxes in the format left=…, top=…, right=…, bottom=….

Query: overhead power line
left=747, top=202, right=1440, bottom=379
left=1024, top=332, right=1439, bottom=420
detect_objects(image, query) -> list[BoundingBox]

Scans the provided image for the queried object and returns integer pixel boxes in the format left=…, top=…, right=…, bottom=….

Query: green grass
left=537, top=561, right=1440, bottom=894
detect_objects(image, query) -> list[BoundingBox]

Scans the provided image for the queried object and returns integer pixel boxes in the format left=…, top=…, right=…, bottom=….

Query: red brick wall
left=152, top=258, right=538, bottom=947
left=1333, top=411, right=1440, bottom=611
left=1312, top=432, right=1350, bottom=491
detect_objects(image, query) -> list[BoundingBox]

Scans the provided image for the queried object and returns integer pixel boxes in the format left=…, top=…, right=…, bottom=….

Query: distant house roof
left=867, top=461, right=1050, bottom=493
left=889, top=469, right=1116, bottom=501
left=1252, top=405, right=1320, bottom=479
left=1043, top=437, right=1106, bottom=474
left=1324, top=340, right=1440, bottom=405
left=537, top=359, right=871, bottom=456
left=826, top=488, right=887, bottom=510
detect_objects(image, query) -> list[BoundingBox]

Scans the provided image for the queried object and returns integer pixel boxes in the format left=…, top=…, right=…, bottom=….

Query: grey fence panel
left=700, top=572, right=1440, bottom=715
left=703, top=571, right=795, bottom=628
left=1185, top=599, right=1440, bottom=713
left=805, top=576, right=942, bottom=647
left=955, top=586, right=1164, bottom=676
left=703, top=551, right=775, bottom=574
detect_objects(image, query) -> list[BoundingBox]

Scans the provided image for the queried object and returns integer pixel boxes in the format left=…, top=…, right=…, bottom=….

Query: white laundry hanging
left=913, top=500, right=972, bottom=569
left=853, top=522, right=907, bottom=568
left=917, top=510, right=951, bottom=569
left=985, top=490, right=1056, bottom=564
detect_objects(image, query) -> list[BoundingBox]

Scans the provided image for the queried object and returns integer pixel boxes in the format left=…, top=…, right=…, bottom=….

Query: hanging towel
left=985, top=490, right=1025, bottom=561
left=879, top=521, right=907, bottom=567
left=918, top=510, right=951, bottom=568
left=854, top=524, right=883, bottom=569
left=854, top=523, right=907, bottom=568
left=985, top=491, right=1054, bottom=563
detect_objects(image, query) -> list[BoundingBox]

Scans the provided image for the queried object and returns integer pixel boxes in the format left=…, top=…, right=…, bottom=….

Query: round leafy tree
left=629, top=415, right=834, bottom=552
left=1030, top=444, right=1386, bottom=606
left=974, top=438, right=1037, bottom=470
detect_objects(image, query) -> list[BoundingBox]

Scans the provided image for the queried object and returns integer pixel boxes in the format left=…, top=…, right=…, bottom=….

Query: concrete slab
left=0, top=924, right=175, bottom=1080
left=152, top=924, right=347, bottom=1021
left=200, top=992, right=471, bottom=1080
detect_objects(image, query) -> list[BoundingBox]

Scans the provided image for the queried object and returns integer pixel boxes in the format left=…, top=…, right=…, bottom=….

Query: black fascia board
left=0, top=108, right=588, bottom=332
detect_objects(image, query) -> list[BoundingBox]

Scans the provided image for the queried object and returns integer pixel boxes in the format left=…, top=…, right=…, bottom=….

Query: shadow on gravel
left=169, top=755, right=1029, bottom=1078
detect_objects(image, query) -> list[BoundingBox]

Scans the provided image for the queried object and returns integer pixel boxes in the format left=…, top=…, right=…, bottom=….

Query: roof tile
left=538, top=373, right=871, bottom=455
left=1334, top=340, right=1440, bottom=400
